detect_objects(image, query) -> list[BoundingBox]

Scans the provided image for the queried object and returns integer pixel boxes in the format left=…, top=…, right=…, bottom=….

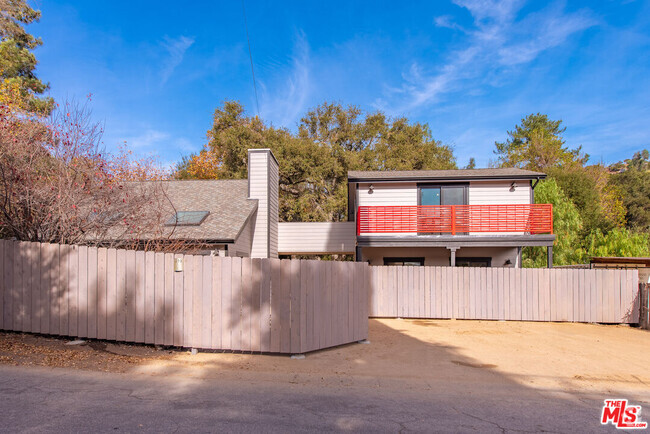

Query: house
left=346, top=169, right=556, bottom=267
left=136, top=149, right=280, bottom=258
left=153, top=148, right=555, bottom=268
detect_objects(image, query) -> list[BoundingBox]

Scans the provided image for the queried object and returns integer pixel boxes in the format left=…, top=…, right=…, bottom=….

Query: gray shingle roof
left=159, top=179, right=257, bottom=242
left=348, top=168, right=546, bottom=182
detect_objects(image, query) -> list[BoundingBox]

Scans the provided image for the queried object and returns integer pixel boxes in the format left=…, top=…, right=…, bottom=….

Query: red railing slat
left=357, top=204, right=553, bottom=235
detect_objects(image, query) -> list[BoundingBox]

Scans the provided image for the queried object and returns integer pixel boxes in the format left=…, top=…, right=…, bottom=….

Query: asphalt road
left=0, top=364, right=625, bottom=433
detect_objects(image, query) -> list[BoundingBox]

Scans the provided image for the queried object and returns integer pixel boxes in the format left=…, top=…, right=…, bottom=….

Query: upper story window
left=165, top=211, right=210, bottom=226
left=418, top=184, right=467, bottom=206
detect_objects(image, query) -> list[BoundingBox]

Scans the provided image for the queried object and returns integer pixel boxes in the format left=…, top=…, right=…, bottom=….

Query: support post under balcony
left=547, top=246, right=553, bottom=268
left=448, top=247, right=457, bottom=267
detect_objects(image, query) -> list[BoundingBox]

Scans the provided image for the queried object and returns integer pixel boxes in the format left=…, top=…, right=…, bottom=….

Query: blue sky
left=32, top=0, right=650, bottom=168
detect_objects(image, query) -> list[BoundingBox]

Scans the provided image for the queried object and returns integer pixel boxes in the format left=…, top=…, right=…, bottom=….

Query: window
left=165, top=211, right=210, bottom=226
left=455, top=257, right=491, bottom=267
left=384, top=257, right=425, bottom=266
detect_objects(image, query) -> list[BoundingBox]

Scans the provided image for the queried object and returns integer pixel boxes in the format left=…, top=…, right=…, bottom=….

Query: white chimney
left=248, top=149, right=279, bottom=258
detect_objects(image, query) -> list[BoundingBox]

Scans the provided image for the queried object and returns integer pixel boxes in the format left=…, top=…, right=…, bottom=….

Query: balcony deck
left=357, top=204, right=553, bottom=236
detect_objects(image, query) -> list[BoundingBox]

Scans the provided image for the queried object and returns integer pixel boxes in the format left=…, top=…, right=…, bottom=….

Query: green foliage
left=177, top=100, right=456, bottom=222
left=523, top=179, right=585, bottom=267
left=0, top=0, right=53, bottom=114
left=495, top=113, right=588, bottom=171
left=609, top=149, right=650, bottom=231
left=584, top=228, right=650, bottom=258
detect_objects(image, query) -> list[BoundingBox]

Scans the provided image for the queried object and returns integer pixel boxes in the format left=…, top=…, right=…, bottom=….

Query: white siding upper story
left=357, top=182, right=418, bottom=207
left=356, top=181, right=532, bottom=207
left=468, top=181, right=531, bottom=205
left=355, top=180, right=533, bottom=236
left=278, top=222, right=356, bottom=255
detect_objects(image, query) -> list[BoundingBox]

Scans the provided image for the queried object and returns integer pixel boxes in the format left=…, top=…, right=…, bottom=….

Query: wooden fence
left=369, top=266, right=639, bottom=323
left=0, top=241, right=369, bottom=354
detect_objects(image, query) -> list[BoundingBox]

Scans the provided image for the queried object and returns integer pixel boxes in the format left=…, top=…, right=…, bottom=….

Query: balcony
left=356, top=204, right=553, bottom=236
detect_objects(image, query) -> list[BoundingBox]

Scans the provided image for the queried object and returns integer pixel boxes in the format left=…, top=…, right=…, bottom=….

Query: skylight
left=165, top=211, right=210, bottom=226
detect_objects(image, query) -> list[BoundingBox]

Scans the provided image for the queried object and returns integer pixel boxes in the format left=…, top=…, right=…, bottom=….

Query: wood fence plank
left=182, top=255, right=193, bottom=347
left=289, top=259, right=301, bottom=353
left=269, top=258, right=280, bottom=353
left=347, top=262, right=354, bottom=344
left=20, top=242, right=29, bottom=332
left=251, top=258, right=262, bottom=352
left=331, top=260, right=340, bottom=342
left=361, top=264, right=369, bottom=338
left=28, top=243, right=40, bottom=333
left=260, top=259, right=272, bottom=352
left=486, top=268, right=494, bottom=320
left=96, top=248, right=107, bottom=339
left=583, top=270, right=593, bottom=322
left=625, top=270, right=639, bottom=323
left=312, top=260, right=321, bottom=350
left=279, top=259, right=291, bottom=353
left=155, top=252, right=166, bottom=346
left=68, top=245, right=79, bottom=336
left=135, top=251, right=145, bottom=343
left=38, top=243, right=49, bottom=334
left=164, top=253, right=174, bottom=346
left=616, top=270, right=625, bottom=323
left=192, top=255, right=203, bottom=349
left=105, top=248, right=116, bottom=340
left=230, top=257, right=242, bottom=351
left=432, top=267, right=440, bottom=318
left=469, top=267, right=477, bottom=319
left=596, top=269, right=604, bottom=323
left=2, top=242, right=12, bottom=331
left=0, top=242, right=4, bottom=330
left=221, top=257, right=232, bottom=350
left=605, top=270, right=616, bottom=323
left=87, top=247, right=97, bottom=339
left=337, top=261, right=348, bottom=343
left=323, top=261, right=332, bottom=348
left=463, top=267, right=471, bottom=320
left=298, top=260, right=311, bottom=353
left=77, top=246, right=88, bottom=337
left=577, top=269, right=585, bottom=322
left=421, top=266, right=427, bottom=318
left=211, top=257, right=222, bottom=350
left=116, top=249, right=126, bottom=341
left=123, top=249, right=136, bottom=342
left=511, top=268, right=520, bottom=321
left=241, top=258, right=252, bottom=352
left=173, top=254, right=184, bottom=347
left=144, top=251, right=155, bottom=344
left=201, top=256, right=212, bottom=349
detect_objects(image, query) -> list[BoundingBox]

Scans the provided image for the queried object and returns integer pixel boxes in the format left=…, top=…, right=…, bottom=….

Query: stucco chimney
left=248, top=149, right=279, bottom=258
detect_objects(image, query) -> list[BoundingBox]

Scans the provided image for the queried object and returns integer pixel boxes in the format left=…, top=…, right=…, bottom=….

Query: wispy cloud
left=382, top=1, right=596, bottom=113
left=122, top=129, right=170, bottom=149
left=259, top=31, right=311, bottom=128
left=160, top=35, right=195, bottom=84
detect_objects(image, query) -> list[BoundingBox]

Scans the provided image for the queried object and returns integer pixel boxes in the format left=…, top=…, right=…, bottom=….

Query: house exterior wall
left=278, top=222, right=356, bottom=255
left=248, top=149, right=279, bottom=258
left=230, top=213, right=256, bottom=257
left=357, top=182, right=418, bottom=207
left=360, top=246, right=519, bottom=267
left=355, top=180, right=534, bottom=236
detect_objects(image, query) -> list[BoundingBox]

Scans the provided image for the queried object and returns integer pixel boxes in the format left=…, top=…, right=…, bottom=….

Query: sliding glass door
left=418, top=184, right=468, bottom=234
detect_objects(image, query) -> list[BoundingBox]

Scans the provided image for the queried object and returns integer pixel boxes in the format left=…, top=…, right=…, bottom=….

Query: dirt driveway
left=1, top=318, right=648, bottom=398
left=2, top=319, right=649, bottom=432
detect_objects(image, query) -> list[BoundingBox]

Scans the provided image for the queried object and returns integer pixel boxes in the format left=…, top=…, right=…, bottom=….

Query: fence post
left=640, top=284, right=649, bottom=330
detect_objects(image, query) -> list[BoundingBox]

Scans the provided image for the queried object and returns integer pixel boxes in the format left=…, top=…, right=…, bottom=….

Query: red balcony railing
left=357, top=204, right=553, bottom=236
